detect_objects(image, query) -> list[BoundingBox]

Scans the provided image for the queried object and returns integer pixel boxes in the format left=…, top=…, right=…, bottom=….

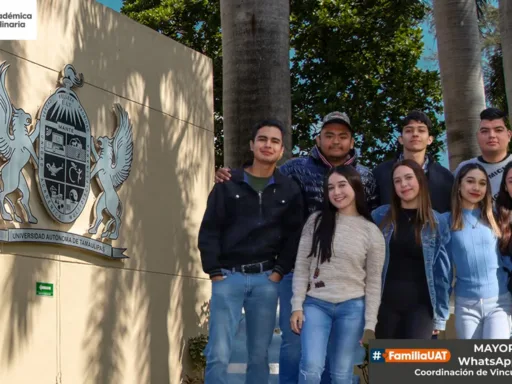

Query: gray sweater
left=291, top=212, right=386, bottom=331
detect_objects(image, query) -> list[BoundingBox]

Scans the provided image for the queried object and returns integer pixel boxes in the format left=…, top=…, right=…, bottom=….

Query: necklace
left=404, top=210, right=416, bottom=222
left=465, top=214, right=479, bottom=229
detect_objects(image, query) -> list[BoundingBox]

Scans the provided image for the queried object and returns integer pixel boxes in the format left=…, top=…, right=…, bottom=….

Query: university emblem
left=0, top=61, right=133, bottom=258
left=36, top=64, right=91, bottom=223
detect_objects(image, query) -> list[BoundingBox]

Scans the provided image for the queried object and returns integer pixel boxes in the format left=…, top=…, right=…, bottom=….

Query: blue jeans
left=204, top=269, right=279, bottom=384
left=279, top=272, right=302, bottom=384
left=280, top=274, right=362, bottom=384
left=299, top=296, right=365, bottom=384
left=455, top=292, right=512, bottom=339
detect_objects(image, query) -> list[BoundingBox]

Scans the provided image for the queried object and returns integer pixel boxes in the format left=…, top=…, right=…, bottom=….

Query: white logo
left=0, top=61, right=39, bottom=223
left=89, top=104, right=133, bottom=240
left=0, top=1, right=38, bottom=41
left=36, top=64, right=91, bottom=223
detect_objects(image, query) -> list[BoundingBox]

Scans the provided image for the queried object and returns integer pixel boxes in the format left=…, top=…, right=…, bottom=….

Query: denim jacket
left=371, top=205, right=452, bottom=330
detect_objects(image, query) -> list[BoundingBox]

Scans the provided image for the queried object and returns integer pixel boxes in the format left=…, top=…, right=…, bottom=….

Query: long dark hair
left=307, top=166, right=373, bottom=263
left=496, top=161, right=512, bottom=253
left=380, top=159, right=437, bottom=243
left=451, top=163, right=500, bottom=235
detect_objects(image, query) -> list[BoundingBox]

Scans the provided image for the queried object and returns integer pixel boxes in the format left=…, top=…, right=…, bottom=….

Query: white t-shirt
left=454, top=154, right=512, bottom=200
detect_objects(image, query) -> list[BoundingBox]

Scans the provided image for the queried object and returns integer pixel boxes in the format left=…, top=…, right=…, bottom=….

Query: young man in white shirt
left=454, top=108, right=512, bottom=200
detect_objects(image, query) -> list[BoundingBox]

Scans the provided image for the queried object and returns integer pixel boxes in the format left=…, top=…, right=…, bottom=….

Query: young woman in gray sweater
left=290, top=166, right=385, bottom=384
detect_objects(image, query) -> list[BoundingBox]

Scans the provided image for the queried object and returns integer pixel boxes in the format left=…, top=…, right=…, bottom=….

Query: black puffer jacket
left=279, top=146, right=377, bottom=216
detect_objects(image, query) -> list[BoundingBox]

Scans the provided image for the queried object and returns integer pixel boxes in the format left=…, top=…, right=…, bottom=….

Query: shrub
left=183, top=334, right=208, bottom=384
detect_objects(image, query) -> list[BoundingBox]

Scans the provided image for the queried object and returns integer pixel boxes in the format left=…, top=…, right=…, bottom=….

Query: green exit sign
left=36, top=282, right=53, bottom=297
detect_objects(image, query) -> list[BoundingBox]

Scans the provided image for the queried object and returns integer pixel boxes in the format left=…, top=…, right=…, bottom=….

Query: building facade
left=0, top=1, right=214, bottom=383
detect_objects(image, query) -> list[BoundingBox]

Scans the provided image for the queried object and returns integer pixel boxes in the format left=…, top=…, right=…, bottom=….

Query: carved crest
left=36, top=65, right=91, bottom=223
left=0, top=61, right=132, bottom=259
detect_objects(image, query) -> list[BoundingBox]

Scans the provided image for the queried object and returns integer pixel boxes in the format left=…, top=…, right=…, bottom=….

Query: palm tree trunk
left=500, top=0, right=512, bottom=115
left=220, top=0, right=291, bottom=168
left=433, top=0, right=486, bottom=171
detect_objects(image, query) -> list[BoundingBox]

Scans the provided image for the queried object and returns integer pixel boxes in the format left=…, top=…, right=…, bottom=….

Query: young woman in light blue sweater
left=444, top=163, right=512, bottom=339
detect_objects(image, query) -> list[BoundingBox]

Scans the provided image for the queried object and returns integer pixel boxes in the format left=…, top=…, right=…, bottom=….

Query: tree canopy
left=479, top=1, right=508, bottom=115
left=122, top=0, right=445, bottom=168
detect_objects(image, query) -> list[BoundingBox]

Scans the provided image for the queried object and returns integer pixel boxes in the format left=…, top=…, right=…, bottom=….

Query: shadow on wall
left=0, top=27, right=51, bottom=373
left=0, top=0, right=214, bottom=383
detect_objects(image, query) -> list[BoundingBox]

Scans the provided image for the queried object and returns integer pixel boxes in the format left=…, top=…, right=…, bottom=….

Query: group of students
left=198, top=108, right=512, bottom=384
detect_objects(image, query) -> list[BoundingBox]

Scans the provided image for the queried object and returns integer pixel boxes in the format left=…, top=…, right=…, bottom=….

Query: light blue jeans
left=299, top=296, right=365, bottom=384
left=455, top=292, right=512, bottom=339
left=204, top=269, right=279, bottom=384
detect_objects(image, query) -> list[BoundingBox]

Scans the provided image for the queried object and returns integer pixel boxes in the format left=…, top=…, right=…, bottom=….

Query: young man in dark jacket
left=373, top=110, right=454, bottom=213
left=198, top=119, right=304, bottom=384
left=215, top=111, right=375, bottom=384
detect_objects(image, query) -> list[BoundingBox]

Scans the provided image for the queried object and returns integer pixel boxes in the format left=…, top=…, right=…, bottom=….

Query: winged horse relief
left=89, top=103, right=133, bottom=240
left=0, top=61, right=39, bottom=224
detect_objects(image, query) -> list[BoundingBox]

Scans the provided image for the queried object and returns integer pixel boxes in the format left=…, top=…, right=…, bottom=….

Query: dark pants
left=375, top=303, right=433, bottom=339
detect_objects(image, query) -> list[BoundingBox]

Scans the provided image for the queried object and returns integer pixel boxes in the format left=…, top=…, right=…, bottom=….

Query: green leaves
left=479, top=1, right=508, bottom=116
left=122, top=0, right=445, bottom=168
left=290, top=0, right=444, bottom=167
left=187, top=333, right=208, bottom=373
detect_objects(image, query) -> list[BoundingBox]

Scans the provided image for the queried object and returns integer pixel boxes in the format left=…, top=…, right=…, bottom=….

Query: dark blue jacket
left=279, top=146, right=377, bottom=217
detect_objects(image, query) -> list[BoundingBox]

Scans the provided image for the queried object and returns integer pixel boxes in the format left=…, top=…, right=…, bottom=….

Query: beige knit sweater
left=291, top=212, right=386, bottom=331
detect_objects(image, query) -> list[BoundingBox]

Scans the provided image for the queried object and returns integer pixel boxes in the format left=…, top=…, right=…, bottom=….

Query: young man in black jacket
left=373, top=110, right=454, bottom=213
left=198, top=119, right=304, bottom=384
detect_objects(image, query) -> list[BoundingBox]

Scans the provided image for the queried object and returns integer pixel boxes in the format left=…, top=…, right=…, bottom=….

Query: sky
left=97, top=0, right=121, bottom=12
left=95, top=0, right=448, bottom=165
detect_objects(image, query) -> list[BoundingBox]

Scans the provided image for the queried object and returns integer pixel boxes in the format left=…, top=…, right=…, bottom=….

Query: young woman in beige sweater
left=290, top=166, right=385, bottom=384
